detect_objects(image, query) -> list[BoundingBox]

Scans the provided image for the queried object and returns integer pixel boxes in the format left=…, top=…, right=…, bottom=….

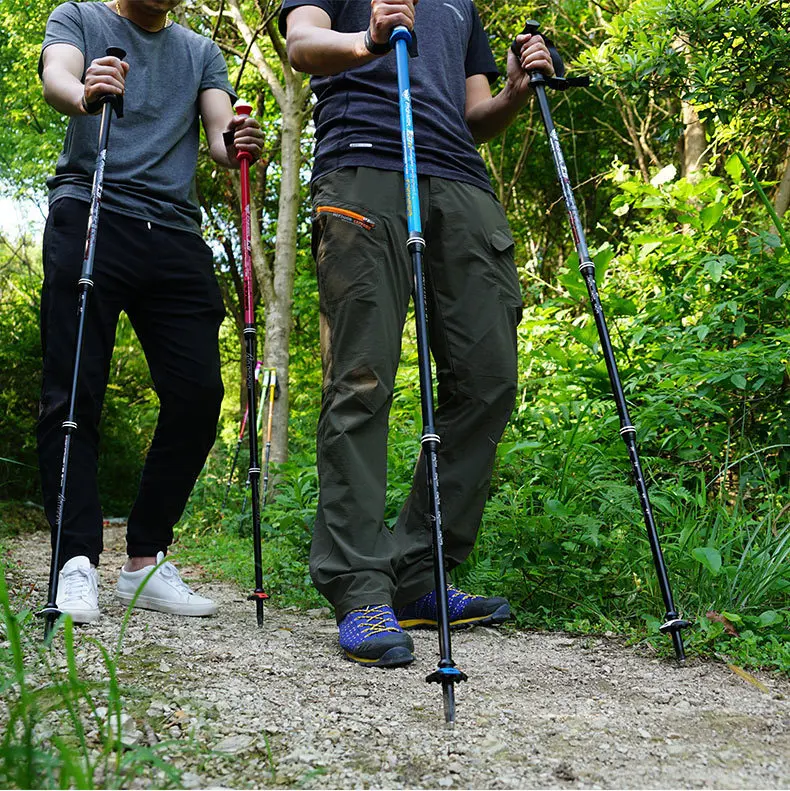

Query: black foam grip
left=510, top=20, right=540, bottom=58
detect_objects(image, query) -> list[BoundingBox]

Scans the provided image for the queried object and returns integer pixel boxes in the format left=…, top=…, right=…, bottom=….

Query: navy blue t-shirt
left=279, top=0, right=499, bottom=193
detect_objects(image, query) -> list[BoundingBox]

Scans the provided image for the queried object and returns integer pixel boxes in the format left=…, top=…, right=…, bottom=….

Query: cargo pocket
left=490, top=227, right=523, bottom=326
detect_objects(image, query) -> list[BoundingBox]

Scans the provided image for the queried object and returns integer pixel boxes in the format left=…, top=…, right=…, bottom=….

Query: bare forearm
left=42, top=66, right=86, bottom=116
left=208, top=137, right=234, bottom=168
left=287, top=26, right=378, bottom=75
left=466, top=81, right=530, bottom=145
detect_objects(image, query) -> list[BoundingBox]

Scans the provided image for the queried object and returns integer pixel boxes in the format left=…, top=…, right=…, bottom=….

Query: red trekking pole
left=235, top=101, right=268, bottom=626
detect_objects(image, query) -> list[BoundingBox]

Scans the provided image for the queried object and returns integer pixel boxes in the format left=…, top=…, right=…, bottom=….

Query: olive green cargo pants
left=310, top=167, right=522, bottom=621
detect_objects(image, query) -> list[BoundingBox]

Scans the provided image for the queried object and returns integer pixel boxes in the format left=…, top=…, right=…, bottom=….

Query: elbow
left=285, top=37, right=309, bottom=73
left=41, top=73, right=55, bottom=108
left=465, top=119, right=488, bottom=146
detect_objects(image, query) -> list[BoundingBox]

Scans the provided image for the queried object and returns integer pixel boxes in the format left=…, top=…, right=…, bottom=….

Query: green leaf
left=639, top=241, right=662, bottom=260
left=594, top=247, right=615, bottom=281
left=545, top=499, right=570, bottom=517
left=701, top=202, right=725, bottom=231
left=696, top=325, right=710, bottom=341
left=692, top=546, right=722, bottom=575
left=775, top=281, right=790, bottom=299
left=613, top=202, right=630, bottom=217
left=734, top=316, right=746, bottom=336
left=570, top=323, right=599, bottom=349
left=704, top=256, right=725, bottom=283
left=758, top=610, right=782, bottom=628
left=730, top=373, right=747, bottom=389
left=608, top=297, right=637, bottom=316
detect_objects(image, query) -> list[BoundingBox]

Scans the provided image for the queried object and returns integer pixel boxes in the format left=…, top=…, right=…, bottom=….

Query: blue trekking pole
left=390, top=25, right=467, bottom=724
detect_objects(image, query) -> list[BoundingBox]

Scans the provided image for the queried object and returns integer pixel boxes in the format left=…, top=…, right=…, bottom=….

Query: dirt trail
left=4, top=526, right=790, bottom=790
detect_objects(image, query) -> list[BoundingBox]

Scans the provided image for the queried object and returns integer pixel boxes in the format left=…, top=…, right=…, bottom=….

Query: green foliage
left=0, top=248, right=158, bottom=513
left=449, top=161, right=790, bottom=670
left=578, top=0, right=790, bottom=123
left=0, top=0, right=64, bottom=196
left=0, top=571, right=186, bottom=789
left=175, top=453, right=324, bottom=610
left=0, top=251, right=41, bottom=501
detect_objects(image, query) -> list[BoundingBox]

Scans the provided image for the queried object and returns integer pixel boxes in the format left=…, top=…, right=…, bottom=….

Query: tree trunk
left=681, top=99, right=707, bottom=181
left=773, top=145, right=790, bottom=219
left=674, top=36, right=708, bottom=181
left=262, top=97, right=302, bottom=464
left=222, top=0, right=310, bottom=465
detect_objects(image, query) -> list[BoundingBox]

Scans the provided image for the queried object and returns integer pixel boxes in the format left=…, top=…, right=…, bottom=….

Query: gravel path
left=4, top=526, right=790, bottom=789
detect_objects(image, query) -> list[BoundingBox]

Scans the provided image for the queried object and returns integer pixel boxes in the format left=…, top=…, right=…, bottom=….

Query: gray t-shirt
left=40, top=1, right=237, bottom=236
left=278, top=0, right=499, bottom=193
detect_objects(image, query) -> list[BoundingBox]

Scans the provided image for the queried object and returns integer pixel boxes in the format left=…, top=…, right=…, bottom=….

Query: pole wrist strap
left=364, top=29, right=392, bottom=55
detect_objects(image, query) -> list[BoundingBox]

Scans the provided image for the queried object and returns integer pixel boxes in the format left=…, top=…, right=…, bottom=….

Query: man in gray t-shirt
left=38, top=0, right=264, bottom=625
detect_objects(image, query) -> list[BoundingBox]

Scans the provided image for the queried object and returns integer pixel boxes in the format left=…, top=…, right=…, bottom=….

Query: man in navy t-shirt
left=279, top=0, right=555, bottom=667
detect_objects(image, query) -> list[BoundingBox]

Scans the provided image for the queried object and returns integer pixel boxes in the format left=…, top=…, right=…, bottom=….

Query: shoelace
left=160, top=562, right=195, bottom=595
left=447, top=585, right=475, bottom=602
left=61, top=568, right=94, bottom=601
left=357, top=605, right=400, bottom=636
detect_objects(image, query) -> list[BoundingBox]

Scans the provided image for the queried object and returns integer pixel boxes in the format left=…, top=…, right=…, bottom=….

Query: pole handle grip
left=235, top=100, right=253, bottom=117
left=510, top=20, right=547, bottom=86
left=510, top=20, right=540, bottom=57
left=234, top=100, right=253, bottom=163
left=87, top=47, right=127, bottom=118
left=390, top=25, right=412, bottom=47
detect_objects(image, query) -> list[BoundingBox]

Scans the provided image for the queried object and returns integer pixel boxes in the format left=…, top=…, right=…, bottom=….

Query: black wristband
left=222, top=129, right=236, bottom=148
left=82, top=94, right=103, bottom=115
left=364, top=29, right=391, bottom=55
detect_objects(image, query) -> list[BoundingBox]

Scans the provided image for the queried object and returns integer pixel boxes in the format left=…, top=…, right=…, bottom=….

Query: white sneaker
left=56, top=555, right=100, bottom=623
left=115, top=551, right=218, bottom=617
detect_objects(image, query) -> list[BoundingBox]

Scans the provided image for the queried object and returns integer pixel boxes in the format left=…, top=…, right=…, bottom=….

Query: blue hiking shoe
left=396, top=586, right=511, bottom=630
left=338, top=605, right=415, bottom=667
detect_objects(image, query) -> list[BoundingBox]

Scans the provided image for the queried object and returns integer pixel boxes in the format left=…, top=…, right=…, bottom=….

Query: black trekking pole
left=223, top=360, right=262, bottom=510
left=241, top=368, right=275, bottom=516
left=514, top=21, right=690, bottom=661
left=391, top=26, right=467, bottom=723
left=37, top=48, right=127, bottom=642
left=235, top=101, right=268, bottom=626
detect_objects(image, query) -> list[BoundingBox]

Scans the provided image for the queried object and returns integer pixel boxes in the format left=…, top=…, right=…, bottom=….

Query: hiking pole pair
left=515, top=21, right=690, bottom=660
left=391, top=27, right=467, bottom=724
left=235, top=102, right=269, bottom=626
left=223, top=360, right=263, bottom=510
left=38, top=48, right=127, bottom=641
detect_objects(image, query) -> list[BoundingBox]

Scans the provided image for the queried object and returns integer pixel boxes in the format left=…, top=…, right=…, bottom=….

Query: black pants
left=38, top=198, right=225, bottom=568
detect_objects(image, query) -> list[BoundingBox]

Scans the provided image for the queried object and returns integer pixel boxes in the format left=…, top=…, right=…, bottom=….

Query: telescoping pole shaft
left=223, top=360, right=263, bottom=510
left=522, top=23, right=689, bottom=660
left=236, top=102, right=268, bottom=626
left=39, top=47, right=127, bottom=641
left=391, top=26, right=467, bottom=724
